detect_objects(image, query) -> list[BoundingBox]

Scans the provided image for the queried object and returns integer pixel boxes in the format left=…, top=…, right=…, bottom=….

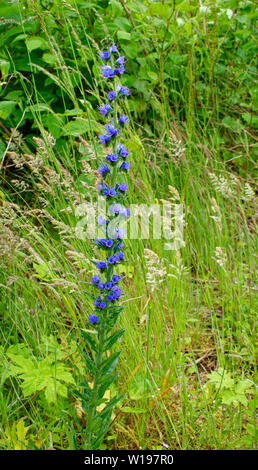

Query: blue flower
left=112, top=275, right=120, bottom=283
left=95, top=296, right=107, bottom=309
left=119, top=182, right=127, bottom=192
left=117, top=143, right=129, bottom=158
left=116, top=251, right=124, bottom=261
left=105, top=123, right=120, bottom=137
left=99, top=134, right=110, bottom=145
left=111, top=285, right=122, bottom=299
left=108, top=204, right=129, bottom=217
left=107, top=91, right=116, bottom=101
left=99, top=51, right=111, bottom=60
left=106, top=153, right=119, bottom=163
left=106, top=294, right=115, bottom=301
left=114, top=65, right=125, bottom=75
left=108, top=203, right=121, bottom=215
left=93, top=43, right=131, bottom=324
left=120, top=207, right=130, bottom=217
left=99, top=103, right=112, bottom=116
left=110, top=44, right=118, bottom=53
left=101, top=65, right=114, bottom=79
left=105, top=282, right=113, bottom=290
left=106, top=188, right=117, bottom=197
left=98, top=163, right=110, bottom=176
left=99, top=185, right=117, bottom=197
left=94, top=238, right=114, bottom=248
left=107, top=254, right=121, bottom=265
left=117, top=85, right=130, bottom=96
left=118, top=114, right=129, bottom=125
left=88, top=313, right=99, bottom=324
left=115, top=240, right=124, bottom=251
left=120, top=161, right=130, bottom=171
left=91, top=274, right=100, bottom=284
left=116, top=56, right=125, bottom=65
left=105, top=239, right=113, bottom=248
left=96, top=261, right=108, bottom=271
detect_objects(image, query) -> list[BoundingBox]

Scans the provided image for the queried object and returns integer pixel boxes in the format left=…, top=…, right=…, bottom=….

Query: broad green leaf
left=117, top=30, right=132, bottom=41
left=0, top=101, right=16, bottom=119
left=42, top=53, right=57, bottom=66
left=63, top=119, right=91, bottom=136
left=26, top=37, right=48, bottom=53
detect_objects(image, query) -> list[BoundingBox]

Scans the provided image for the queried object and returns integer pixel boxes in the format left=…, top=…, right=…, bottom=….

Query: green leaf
left=0, top=58, right=10, bottom=78
left=33, top=261, right=52, bottom=281
left=235, top=379, right=252, bottom=395
left=26, top=103, right=51, bottom=113
left=97, top=372, right=118, bottom=400
left=63, top=119, right=91, bottom=136
left=82, top=350, right=97, bottom=373
left=80, top=329, right=97, bottom=352
left=117, top=30, right=132, bottom=41
left=26, top=37, right=48, bottom=53
left=109, top=0, right=123, bottom=16
left=121, top=406, right=146, bottom=414
left=100, top=351, right=121, bottom=375
left=207, top=368, right=234, bottom=390
left=104, top=329, right=125, bottom=351
left=0, top=101, right=16, bottom=119
left=42, top=53, right=57, bottom=66
left=45, top=114, right=65, bottom=139
left=7, top=351, right=75, bottom=403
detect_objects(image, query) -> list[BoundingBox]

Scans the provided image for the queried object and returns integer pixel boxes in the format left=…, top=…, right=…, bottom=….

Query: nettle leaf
left=114, top=17, right=131, bottom=32
left=242, top=112, right=258, bottom=128
left=26, top=103, right=51, bottom=114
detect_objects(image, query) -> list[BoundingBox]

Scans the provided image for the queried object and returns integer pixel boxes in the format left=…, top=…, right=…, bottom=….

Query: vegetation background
left=0, top=0, right=257, bottom=450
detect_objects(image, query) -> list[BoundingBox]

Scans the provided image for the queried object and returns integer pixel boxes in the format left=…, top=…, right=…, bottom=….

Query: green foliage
left=1, top=342, right=75, bottom=403
left=206, top=368, right=254, bottom=407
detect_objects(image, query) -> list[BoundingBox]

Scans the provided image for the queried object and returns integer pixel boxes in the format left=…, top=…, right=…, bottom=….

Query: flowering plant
left=76, top=43, right=130, bottom=450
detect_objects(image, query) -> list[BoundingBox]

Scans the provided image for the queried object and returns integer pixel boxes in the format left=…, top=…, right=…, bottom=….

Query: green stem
left=85, top=324, right=106, bottom=449
left=85, top=66, right=120, bottom=449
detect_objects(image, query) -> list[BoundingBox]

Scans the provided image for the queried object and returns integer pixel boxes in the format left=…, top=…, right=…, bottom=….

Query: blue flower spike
left=82, top=42, right=131, bottom=450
